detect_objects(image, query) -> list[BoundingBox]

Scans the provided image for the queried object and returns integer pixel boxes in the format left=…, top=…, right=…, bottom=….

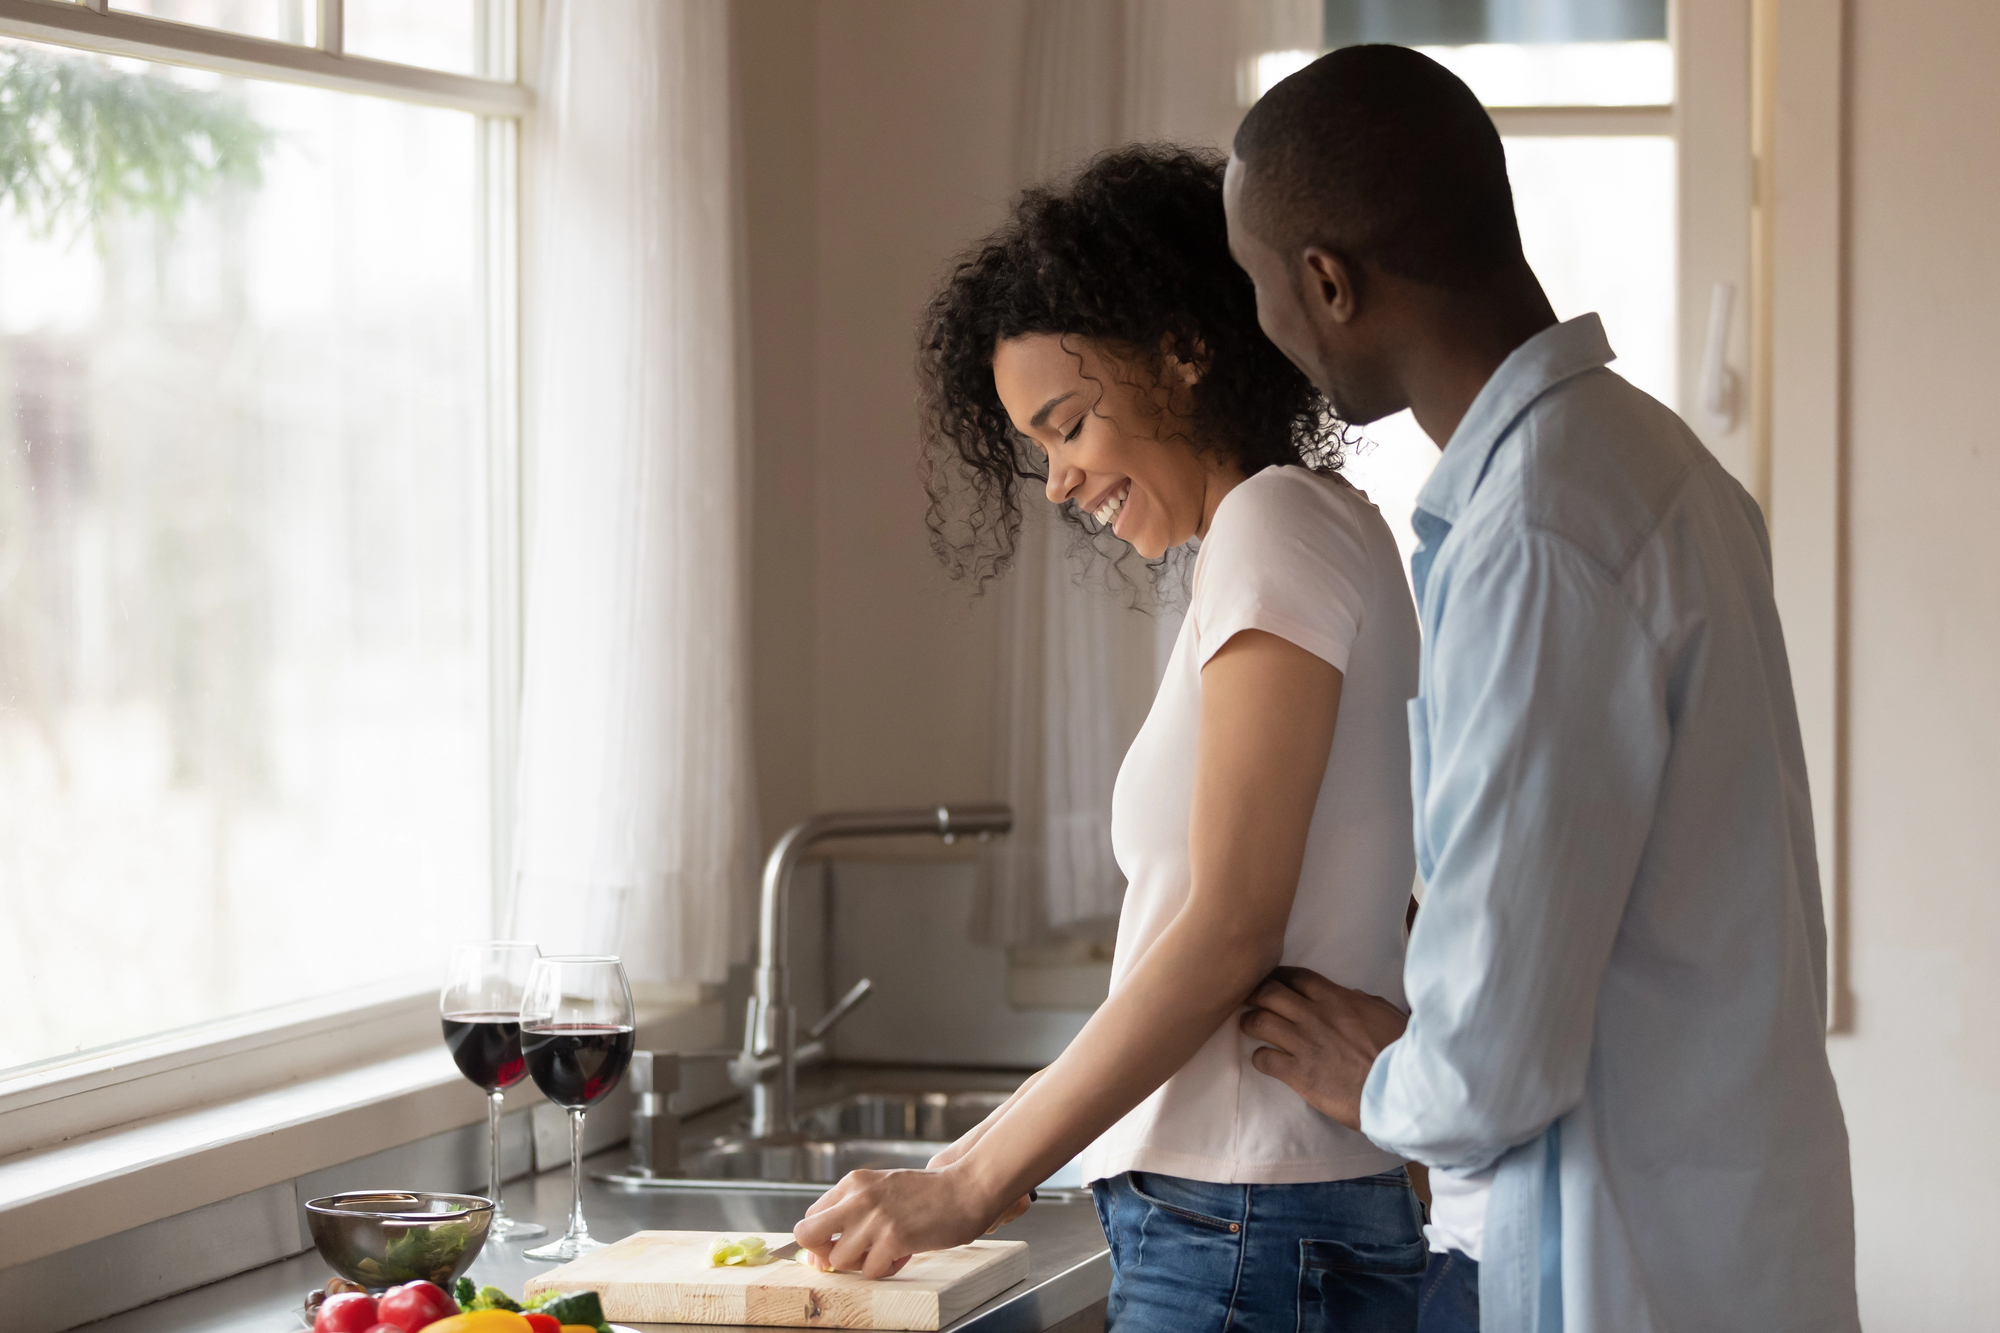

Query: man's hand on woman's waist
left=1240, top=966, right=1409, bottom=1131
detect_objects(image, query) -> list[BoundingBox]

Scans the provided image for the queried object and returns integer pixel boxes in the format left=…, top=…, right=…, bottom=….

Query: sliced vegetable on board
left=706, top=1235, right=777, bottom=1267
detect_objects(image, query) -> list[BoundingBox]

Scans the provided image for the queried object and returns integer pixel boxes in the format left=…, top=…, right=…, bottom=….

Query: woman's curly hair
left=918, top=143, right=1345, bottom=587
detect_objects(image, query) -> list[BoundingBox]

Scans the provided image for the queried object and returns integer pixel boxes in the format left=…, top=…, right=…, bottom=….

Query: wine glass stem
left=566, top=1108, right=590, bottom=1245
left=487, top=1090, right=508, bottom=1220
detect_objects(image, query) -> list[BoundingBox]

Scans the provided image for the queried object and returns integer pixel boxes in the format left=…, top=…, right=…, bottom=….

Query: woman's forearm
left=789, top=632, right=1342, bottom=1274
left=927, top=1068, right=1046, bottom=1169
left=954, top=903, right=1281, bottom=1204
left=949, top=630, right=1341, bottom=1214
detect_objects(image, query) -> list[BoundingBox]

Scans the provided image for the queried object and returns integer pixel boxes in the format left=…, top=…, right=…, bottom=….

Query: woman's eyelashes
left=1061, top=413, right=1086, bottom=443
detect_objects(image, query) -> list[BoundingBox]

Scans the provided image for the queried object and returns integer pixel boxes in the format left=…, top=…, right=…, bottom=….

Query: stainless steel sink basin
left=798, top=1090, right=1012, bottom=1142
left=654, top=1090, right=1086, bottom=1192
left=680, top=1135, right=946, bottom=1182
left=679, top=1092, right=1006, bottom=1183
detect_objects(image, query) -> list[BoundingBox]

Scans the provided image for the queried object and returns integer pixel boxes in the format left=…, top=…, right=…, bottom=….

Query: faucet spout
left=739, top=803, right=1011, bottom=1138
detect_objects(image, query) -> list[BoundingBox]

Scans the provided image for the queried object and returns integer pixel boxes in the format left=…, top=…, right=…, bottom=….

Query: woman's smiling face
left=990, top=333, right=1239, bottom=560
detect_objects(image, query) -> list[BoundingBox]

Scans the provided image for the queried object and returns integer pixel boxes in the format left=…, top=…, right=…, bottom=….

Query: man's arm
left=1245, top=529, right=1672, bottom=1167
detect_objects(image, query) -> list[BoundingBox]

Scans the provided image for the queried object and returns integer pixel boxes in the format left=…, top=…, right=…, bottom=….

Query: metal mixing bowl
left=303, top=1190, right=493, bottom=1290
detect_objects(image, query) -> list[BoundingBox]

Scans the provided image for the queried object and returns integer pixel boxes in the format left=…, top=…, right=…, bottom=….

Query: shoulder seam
left=1506, top=519, right=1674, bottom=659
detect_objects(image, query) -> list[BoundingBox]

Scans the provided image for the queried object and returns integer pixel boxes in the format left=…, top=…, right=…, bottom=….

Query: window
left=0, top=3, right=521, bottom=1078
left=1298, top=1, right=1738, bottom=577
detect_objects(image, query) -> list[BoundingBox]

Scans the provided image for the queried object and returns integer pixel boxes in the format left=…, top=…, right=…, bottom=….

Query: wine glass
left=440, top=942, right=548, bottom=1241
left=519, top=955, right=636, bottom=1262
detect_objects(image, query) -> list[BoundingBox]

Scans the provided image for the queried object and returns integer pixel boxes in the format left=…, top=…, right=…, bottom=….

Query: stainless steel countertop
left=72, top=1070, right=1109, bottom=1333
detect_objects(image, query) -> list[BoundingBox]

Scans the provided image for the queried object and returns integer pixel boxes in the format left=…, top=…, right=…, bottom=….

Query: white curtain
left=975, top=0, right=1180, bottom=949
left=977, top=0, right=1318, bottom=948
left=506, top=0, right=755, bottom=986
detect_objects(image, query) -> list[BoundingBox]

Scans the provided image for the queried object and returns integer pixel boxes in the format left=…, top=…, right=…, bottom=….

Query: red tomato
left=314, top=1291, right=380, bottom=1333
left=375, top=1281, right=462, bottom=1333
left=523, top=1315, right=560, bottom=1333
left=362, top=1326, right=404, bottom=1333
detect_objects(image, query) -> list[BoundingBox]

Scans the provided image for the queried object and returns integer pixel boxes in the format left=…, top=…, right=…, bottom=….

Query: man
left=1220, top=46, right=1859, bottom=1333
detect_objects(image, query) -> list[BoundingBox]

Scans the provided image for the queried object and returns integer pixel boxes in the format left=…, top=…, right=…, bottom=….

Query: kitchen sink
left=679, top=1135, right=946, bottom=1182
left=637, top=1089, right=1086, bottom=1192
left=679, top=1091, right=1010, bottom=1184
left=798, top=1090, right=1012, bottom=1142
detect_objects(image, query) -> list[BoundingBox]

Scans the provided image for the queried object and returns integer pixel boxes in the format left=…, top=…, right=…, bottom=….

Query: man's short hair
left=1233, top=45, right=1523, bottom=289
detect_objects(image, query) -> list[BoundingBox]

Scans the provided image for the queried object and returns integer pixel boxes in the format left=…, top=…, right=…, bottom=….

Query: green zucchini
left=536, top=1289, right=610, bottom=1332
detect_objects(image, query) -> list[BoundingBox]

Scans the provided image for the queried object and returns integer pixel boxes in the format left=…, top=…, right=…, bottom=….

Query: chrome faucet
left=730, top=803, right=1013, bottom=1138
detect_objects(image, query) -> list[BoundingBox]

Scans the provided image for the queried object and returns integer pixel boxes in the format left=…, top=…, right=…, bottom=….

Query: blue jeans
left=1091, top=1169, right=1426, bottom=1332
left=1417, top=1250, right=1479, bottom=1333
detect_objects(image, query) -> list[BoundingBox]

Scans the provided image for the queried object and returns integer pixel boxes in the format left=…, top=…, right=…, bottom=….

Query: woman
left=795, top=146, right=1425, bottom=1331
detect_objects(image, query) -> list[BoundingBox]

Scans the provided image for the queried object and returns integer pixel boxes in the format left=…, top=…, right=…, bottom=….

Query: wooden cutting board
left=521, top=1231, right=1029, bottom=1330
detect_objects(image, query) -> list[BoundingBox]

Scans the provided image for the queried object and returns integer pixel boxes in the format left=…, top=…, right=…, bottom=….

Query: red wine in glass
left=442, top=1012, right=527, bottom=1092
left=519, top=956, right=636, bottom=1262
left=521, top=1024, right=635, bottom=1109
left=440, top=943, right=545, bottom=1240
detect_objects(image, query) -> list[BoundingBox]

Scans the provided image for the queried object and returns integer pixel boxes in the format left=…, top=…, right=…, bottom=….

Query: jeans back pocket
left=1296, top=1235, right=1426, bottom=1333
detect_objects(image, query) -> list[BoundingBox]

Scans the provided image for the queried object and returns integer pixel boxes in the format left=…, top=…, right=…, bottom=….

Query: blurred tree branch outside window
left=0, top=44, right=270, bottom=244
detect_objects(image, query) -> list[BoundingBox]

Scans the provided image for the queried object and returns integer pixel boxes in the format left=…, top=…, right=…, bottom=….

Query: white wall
left=739, top=0, right=1030, bottom=848
left=806, top=1, right=1028, bottom=817
left=1827, top=2, right=2000, bottom=1327
left=736, top=0, right=821, bottom=849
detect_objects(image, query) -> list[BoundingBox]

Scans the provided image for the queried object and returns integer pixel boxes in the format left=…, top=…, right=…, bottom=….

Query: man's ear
left=1300, top=247, right=1361, bottom=325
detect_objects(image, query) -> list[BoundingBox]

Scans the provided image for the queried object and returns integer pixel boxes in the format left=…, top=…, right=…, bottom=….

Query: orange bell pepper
left=417, top=1311, right=533, bottom=1333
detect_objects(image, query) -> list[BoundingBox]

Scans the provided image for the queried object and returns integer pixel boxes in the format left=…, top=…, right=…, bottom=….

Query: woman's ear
left=1161, top=333, right=1210, bottom=387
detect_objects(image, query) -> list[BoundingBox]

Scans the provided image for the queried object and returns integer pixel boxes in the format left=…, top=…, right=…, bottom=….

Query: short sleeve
left=1191, top=467, right=1370, bottom=674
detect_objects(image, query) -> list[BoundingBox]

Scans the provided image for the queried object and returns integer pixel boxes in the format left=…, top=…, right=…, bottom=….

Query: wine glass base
left=490, top=1216, right=547, bottom=1241
left=524, top=1233, right=605, bottom=1262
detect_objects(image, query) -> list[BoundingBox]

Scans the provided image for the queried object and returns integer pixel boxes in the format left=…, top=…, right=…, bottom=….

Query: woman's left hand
left=793, top=1164, right=1010, bottom=1277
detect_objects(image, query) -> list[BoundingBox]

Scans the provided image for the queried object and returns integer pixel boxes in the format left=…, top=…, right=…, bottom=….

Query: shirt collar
left=1412, top=313, right=1616, bottom=527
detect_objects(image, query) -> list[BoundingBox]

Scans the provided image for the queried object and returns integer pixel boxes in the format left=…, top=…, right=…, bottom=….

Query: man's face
left=1222, top=154, right=1401, bottom=426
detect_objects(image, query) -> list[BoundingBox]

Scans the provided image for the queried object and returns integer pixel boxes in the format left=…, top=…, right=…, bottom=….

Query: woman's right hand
left=927, top=1073, right=1043, bottom=1228
left=926, top=1136, right=1033, bottom=1231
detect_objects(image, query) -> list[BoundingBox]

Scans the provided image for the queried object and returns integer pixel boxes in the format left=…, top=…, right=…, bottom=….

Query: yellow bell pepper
left=418, top=1312, right=533, bottom=1333
left=559, top=1326, right=597, bottom=1333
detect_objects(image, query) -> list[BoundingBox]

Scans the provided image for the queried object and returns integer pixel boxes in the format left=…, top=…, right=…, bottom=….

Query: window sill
left=0, top=980, right=455, bottom=1162
left=0, top=993, right=727, bottom=1270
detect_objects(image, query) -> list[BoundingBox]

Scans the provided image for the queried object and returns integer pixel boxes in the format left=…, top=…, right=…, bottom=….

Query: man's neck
left=1388, top=265, right=1559, bottom=449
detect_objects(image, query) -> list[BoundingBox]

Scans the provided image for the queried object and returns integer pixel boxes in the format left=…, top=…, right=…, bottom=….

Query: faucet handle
left=626, top=1051, right=681, bottom=1178
left=629, top=1049, right=680, bottom=1097
left=806, top=977, right=874, bottom=1043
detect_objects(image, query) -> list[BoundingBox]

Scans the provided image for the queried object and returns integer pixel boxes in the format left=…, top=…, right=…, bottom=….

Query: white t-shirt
left=1077, top=465, right=1421, bottom=1187
left=1424, top=1166, right=1494, bottom=1259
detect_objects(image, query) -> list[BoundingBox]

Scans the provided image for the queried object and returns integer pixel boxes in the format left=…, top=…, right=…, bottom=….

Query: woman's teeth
left=1093, top=483, right=1130, bottom=528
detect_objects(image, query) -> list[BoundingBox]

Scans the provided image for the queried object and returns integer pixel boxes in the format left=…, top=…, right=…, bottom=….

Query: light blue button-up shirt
left=1361, top=316, right=1859, bottom=1333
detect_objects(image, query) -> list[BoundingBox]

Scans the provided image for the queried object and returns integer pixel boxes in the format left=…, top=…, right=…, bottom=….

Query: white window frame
left=0, top=0, right=530, bottom=114
left=0, top=0, right=531, bottom=1151
left=1492, top=0, right=1850, bottom=1030
left=1752, top=0, right=1848, bottom=1031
